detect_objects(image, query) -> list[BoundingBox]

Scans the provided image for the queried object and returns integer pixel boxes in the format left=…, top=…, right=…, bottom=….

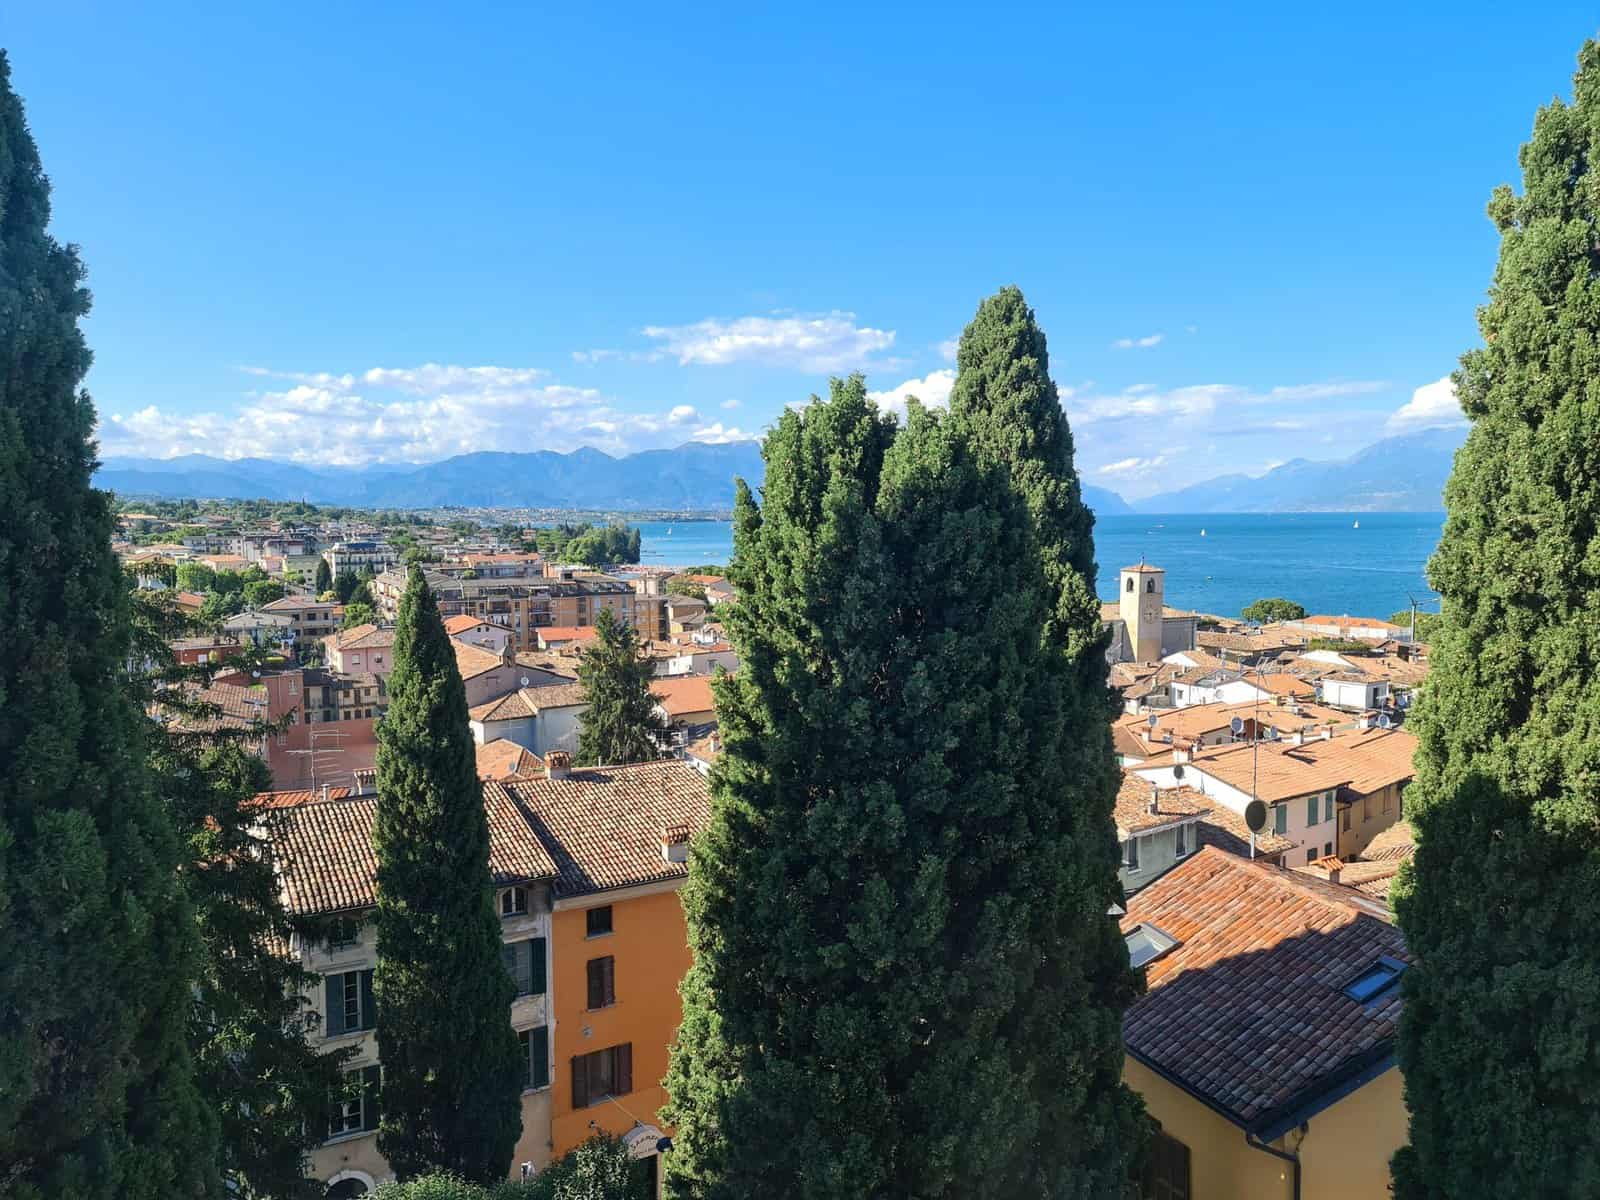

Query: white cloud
left=642, top=311, right=896, bottom=371
left=720, top=398, right=742, bottom=410
left=866, top=369, right=956, bottom=417
left=1386, top=376, right=1463, bottom=433
left=937, top=337, right=959, bottom=362
left=1096, top=454, right=1170, bottom=477
left=1111, top=333, right=1164, bottom=350
left=98, top=363, right=755, bottom=464
left=686, top=422, right=753, bottom=444
left=1067, top=379, right=1388, bottom=427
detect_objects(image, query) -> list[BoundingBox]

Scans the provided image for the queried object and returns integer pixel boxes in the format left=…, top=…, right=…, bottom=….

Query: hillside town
left=114, top=496, right=1434, bottom=1198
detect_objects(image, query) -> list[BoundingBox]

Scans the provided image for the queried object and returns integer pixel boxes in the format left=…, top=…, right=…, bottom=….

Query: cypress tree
left=315, top=556, right=333, bottom=596
left=374, top=567, right=523, bottom=1182
left=0, top=51, right=216, bottom=1197
left=1391, top=40, right=1600, bottom=1198
left=946, top=286, right=1145, bottom=1195
left=574, top=607, right=668, bottom=766
left=666, top=375, right=1122, bottom=1198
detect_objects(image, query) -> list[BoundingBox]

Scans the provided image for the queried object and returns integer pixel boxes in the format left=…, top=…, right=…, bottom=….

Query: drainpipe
left=1245, top=1125, right=1303, bottom=1200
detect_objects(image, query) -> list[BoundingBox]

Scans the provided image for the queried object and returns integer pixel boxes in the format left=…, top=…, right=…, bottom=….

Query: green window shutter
left=1326, top=794, right=1335, bottom=822
left=360, top=969, right=376, bottom=1030
left=1306, top=796, right=1318, bottom=826
left=361, top=1065, right=381, bottom=1131
left=531, top=937, right=546, bottom=996
left=325, top=975, right=344, bottom=1036
left=532, top=1026, right=549, bottom=1089
left=1273, top=804, right=1287, bottom=834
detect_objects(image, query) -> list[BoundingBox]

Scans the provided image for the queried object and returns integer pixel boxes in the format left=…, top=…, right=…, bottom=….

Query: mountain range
left=94, top=425, right=1465, bottom=514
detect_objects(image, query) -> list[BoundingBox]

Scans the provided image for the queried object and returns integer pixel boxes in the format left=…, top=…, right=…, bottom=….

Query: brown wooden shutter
left=587, top=959, right=603, bottom=1010
left=571, top=1052, right=589, bottom=1108
left=616, top=1043, right=632, bottom=1096
left=603, top=956, right=615, bottom=1006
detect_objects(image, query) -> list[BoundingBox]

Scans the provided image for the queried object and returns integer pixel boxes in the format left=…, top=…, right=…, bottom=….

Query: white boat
left=1200, top=528, right=1207, bottom=537
left=1353, top=520, right=1360, bottom=529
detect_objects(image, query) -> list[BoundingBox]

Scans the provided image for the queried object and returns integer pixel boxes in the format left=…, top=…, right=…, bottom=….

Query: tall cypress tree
left=575, top=607, right=668, bottom=766
left=666, top=374, right=1127, bottom=1198
left=374, top=567, right=523, bottom=1182
left=0, top=51, right=215, bottom=1197
left=947, top=286, right=1145, bottom=1195
left=1391, top=40, right=1600, bottom=1198
left=315, top=556, right=333, bottom=596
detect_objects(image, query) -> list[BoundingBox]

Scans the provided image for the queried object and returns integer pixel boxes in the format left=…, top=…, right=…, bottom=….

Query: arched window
left=326, top=1178, right=370, bottom=1198
left=1146, top=579, right=1156, bottom=594
left=1125, top=578, right=1135, bottom=593
left=501, top=886, right=528, bottom=917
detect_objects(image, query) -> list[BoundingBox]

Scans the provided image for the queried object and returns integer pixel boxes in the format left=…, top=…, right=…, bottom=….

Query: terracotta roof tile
left=451, top=639, right=507, bottom=680
left=650, top=675, right=716, bottom=718
left=327, top=623, right=395, bottom=651
left=501, top=760, right=710, bottom=898
left=1115, top=773, right=1210, bottom=836
left=1122, top=848, right=1407, bottom=1129
left=476, top=738, right=544, bottom=782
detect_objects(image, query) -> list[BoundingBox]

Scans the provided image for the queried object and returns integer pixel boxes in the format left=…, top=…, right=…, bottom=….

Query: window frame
left=519, top=1025, right=550, bottom=1091
left=500, top=886, right=528, bottom=917
left=586, top=906, right=614, bottom=938
left=325, top=969, right=376, bottom=1037
left=501, top=936, right=547, bottom=998
left=570, top=1043, right=633, bottom=1108
left=1273, top=804, right=1287, bottom=835
left=1174, top=821, right=1188, bottom=858
left=1122, top=836, right=1140, bottom=871
left=587, top=955, right=617, bottom=1010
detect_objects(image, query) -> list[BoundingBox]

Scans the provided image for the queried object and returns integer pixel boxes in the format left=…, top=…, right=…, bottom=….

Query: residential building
left=1114, top=774, right=1207, bottom=894
left=452, top=640, right=569, bottom=708
left=650, top=675, right=716, bottom=730
left=324, top=624, right=397, bottom=678
left=223, top=608, right=295, bottom=650
left=170, top=634, right=243, bottom=665
left=1317, top=672, right=1392, bottom=711
left=476, top=738, right=545, bottom=783
left=263, top=594, right=345, bottom=656
left=469, top=682, right=588, bottom=758
left=324, top=541, right=402, bottom=577
left=1288, top=614, right=1409, bottom=643
left=376, top=570, right=551, bottom=652
left=537, top=626, right=598, bottom=653
left=1121, top=848, right=1409, bottom=1200
left=444, top=615, right=513, bottom=654
left=500, top=755, right=711, bottom=1181
left=270, top=785, right=560, bottom=1194
left=548, top=580, right=645, bottom=640
left=1133, top=726, right=1419, bottom=866
left=1102, top=563, right=1199, bottom=664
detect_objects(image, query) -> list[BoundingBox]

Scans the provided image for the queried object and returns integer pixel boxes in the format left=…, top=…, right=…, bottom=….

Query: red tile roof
left=650, top=674, right=717, bottom=718
left=250, top=786, right=353, bottom=809
left=327, top=622, right=395, bottom=651
left=538, top=625, right=598, bottom=645
left=499, top=759, right=711, bottom=898
left=445, top=614, right=508, bottom=634
left=273, top=787, right=558, bottom=916
left=1115, top=773, right=1210, bottom=836
left=452, top=639, right=508, bottom=680
left=1122, top=848, right=1406, bottom=1131
left=476, top=738, right=544, bottom=782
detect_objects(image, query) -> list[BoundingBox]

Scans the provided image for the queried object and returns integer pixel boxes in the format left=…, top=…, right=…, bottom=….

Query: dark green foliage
left=1391, top=39, right=1600, bottom=1199
left=177, top=561, right=217, bottom=592
left=666, top=359, right=1140, bottom=1199
left=315, top=556, right=333, bottom=595
left=371, top=1134, right=651, bottom=1200
left=0, top=51, right=215, bottom=1197
left=244, top=577, right=286, bottom=607
left=342, top=600, right=378, bottom=630
left=530, top=521, right=641, bottom=565
left=334, top=567, right=363, bottom=604
left=1241, top=597, right=1307, bottom=623
left=574, top=607, right=668, bottom=766
left=1305, top=637, right=1373, bottom=654
left=129, top=588, right=352, bottom=1198
left=374, top=567, right=523, bottom=1181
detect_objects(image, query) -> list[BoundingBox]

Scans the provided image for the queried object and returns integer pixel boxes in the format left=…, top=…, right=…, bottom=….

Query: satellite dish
left=520, top=676, right=531, bottom=687
left=1146, top=714, right=1159, bottom=730
left=1229, top=716, right=1246, bottom=735
left=1377, top=714, right=1393, bottom=729
left=1245, top=799, right=1268, bottom=833
left=1172, top=763, right=1186, bottom=781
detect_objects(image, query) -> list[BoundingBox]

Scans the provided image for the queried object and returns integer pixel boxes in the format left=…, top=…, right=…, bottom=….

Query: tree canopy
left=1241, top=597, right=1307, bottom=623
left=574, top=606, right=668, bottom=765
left=1391, top=37, right=1600, bottom=1199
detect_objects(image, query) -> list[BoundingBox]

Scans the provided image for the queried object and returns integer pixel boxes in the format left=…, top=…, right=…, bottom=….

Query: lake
left=637, top=512, right=1445, bottom=621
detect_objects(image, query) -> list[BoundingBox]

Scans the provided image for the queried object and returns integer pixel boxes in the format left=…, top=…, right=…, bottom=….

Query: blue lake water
left=637, top=512, right=1445, bottom=621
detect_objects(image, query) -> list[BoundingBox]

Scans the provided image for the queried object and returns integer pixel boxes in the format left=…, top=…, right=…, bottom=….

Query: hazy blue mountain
left=1132, top=426, right=1467, bottom=513
left=1082, top=485, right=1132, bottom=515
left=96, top=442, right=769, bottom=510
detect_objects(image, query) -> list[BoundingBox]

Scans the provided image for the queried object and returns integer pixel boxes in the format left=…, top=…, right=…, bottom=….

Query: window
left=570, top=1043, right=632, bottom=1107
left=1140, top=1128, right=1191, bottom=1200
left=1325, top=793, right=1335, bottom=822
left=1363, top=793, right=1374, bottom=821
left=328, top=1065, right=380, bottom=1138
left=501, top=937, right=546, bottom=997
left=519, top=1026, right=550, bottom=1090
left=1342, top=806, right=1352, bottom=831
left=1343, top=956, right=1408, bottom=1004
left=1382, top=787, right=1393, bottom=814
left=1324, top=841, right=1334, bottom=858
left=1122, top=837, right=1140, bottom=871
left=1126, top=578, right=1135, bottom=593
left=500, top=887, right=528, bottom=917
left=1273, top=804, right=1287, bottom=835
left=1306, top=796, right=1319, bottom=826
left=586, top=906, right=613, bottom=937
left=587, top=956, right=616, bottom=1009
left=325, top=918, right=360, bottom=953
left=1146, top=578, right=1155, bottom=594
left=1124, top=923, right=1180, bottom=969
left=325, top=970, right=375, bottom=1036
left=1174, top=822, right=1188, bottom=858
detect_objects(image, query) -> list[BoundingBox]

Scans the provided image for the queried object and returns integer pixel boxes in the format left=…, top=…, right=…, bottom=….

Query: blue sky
left=3, top=3, right=1595, bottom=497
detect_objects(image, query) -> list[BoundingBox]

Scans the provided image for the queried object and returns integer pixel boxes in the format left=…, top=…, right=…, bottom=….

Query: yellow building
left=499, top=755, right=710, bottom=1191
left=1121, top=848, right=1410, bottom=1199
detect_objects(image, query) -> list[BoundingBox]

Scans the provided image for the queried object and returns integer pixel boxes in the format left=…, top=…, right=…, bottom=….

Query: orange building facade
left=549, top=884, right=692, bottom=1163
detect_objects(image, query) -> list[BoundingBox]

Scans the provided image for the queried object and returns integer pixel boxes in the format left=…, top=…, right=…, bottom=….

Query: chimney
left=661, top=823, right=690, bottom=864
left=1148, top=784, right=1160, bottom=815
left=546, top=751, right=571, bottom=781
left=1359, top=713, right=1373, bottom=731
left=1172, top=745, right=1191, bottom=764
left=320, top=783, right=329, bottom=802
left=1321, top=726, right=1334, bottom=741
left=1287, top=730, right=1304, bottom=747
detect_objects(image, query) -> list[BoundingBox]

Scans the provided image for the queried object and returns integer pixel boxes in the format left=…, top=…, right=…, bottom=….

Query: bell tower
left=1119, top=562, right=1166, bottom=663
